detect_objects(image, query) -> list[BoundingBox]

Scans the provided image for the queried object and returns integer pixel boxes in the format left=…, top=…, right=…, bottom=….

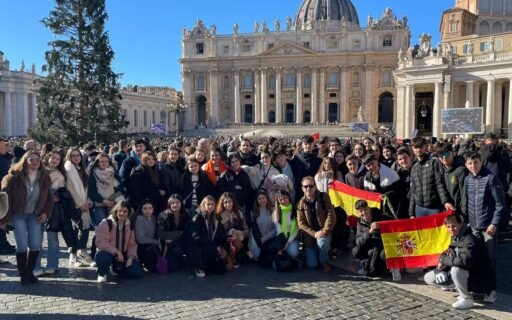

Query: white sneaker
left=77, top=250, right=93, bottom=267
left=452, top=298, right=474, bottom=310
left=33, top=269, right=45, bottom=277
left=391, top=269, right=402, bottom=282
left=483, top=291, right=497, bottom=303
left=97, top=274, right=107, bottom=283
left=45, top=268, right=57, bottom=275
left=69, top=253, right=81, bottom=268
left=195, top=267, right=205, bottom=278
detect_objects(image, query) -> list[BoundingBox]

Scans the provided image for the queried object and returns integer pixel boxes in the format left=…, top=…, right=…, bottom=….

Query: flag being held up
left=328, top=181, right=382, bottom=217
left=379, top=211, right=452, bottom=269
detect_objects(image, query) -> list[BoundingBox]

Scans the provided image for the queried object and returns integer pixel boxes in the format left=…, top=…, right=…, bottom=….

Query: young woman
left=246, top=149, right=280, bottom=202
left=94, top=201, right=144, bottom=282
left=201, top=147, right=228, bottom=187
left=248, top=191, right=276, bottom=264
left=332, top=150, right=348, bottom=182
left=158, top=194, right=191, bottom=272
left=65, top=148, right=94, bottom=267
left=179, top=156, right=216, bottom=213
left=134, top=200, right=160, bottom=272
left=314, top=157, right=341, bottom=192
left=272, top=190, right=299, bottom=261
left=1, top=150, right=53, bottom=285
left=381, top=144, right=396, bottom=168
left=193, top=149, right=207, bottom=167
left=188, top=196, right=227, bottom=277
left=216, top=192, right=248, bottom=269
left=352, top=143, right=367, bottom=161
left=35, top=151, right=77, bottom=276
left=128, top=151, right=166, bottom=213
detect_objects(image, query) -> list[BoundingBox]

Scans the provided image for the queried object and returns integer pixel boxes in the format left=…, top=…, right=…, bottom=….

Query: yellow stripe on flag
left=381, top=225, right=451, bottom=259
left=328, top=189, right=380, bottom=217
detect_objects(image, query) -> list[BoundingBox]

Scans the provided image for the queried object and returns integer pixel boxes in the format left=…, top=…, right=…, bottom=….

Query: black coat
left=46, top=187, right=77, bottom=248
left=178, top=171, right=216, bottom=210
left=128, top=165, right=164, bottom=211
left=352, top=210, right=391, bottom=259
left=160, top=159, right=186, bottom=196
left=480, top=144, right=512, bottom=195
left=290, top=151, right=322, bottom=199
left=409, top=157, right=450, bottom=215
left=439, top=225, right=496, bottom=294
left=217, top=168, right=253, bottom=208
left=237, top=151, right=260, bottom=167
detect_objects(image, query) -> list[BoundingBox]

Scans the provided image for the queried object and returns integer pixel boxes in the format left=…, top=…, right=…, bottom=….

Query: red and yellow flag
left=328, top=181, right=382, bottom=217
left=379, top=211, right=452, bottom=269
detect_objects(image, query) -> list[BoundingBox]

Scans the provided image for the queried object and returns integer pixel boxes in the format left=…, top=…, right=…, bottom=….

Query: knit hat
left=0, top=192, right=8, bottom=220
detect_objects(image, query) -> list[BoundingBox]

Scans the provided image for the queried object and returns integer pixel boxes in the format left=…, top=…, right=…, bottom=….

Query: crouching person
left=352, top=200, right=397, bottom=279
left=424, top=213, right=496, bottom=310
left=95, top=201, right=144, bottom=282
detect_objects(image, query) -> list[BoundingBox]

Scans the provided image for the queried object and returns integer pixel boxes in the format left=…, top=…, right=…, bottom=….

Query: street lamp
left=169, top=100, right=188, bottom=137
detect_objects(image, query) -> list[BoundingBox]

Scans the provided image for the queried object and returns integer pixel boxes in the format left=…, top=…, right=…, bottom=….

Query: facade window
left=285, top=72, right=295, bottom=87
left=267, top=43, right=274, bottom=49
left=303, top=41, right=310, bottom=48
left=353, top=39, right=361, bottom=49
left=496, top=38, right=504, bottom=51
left=134, top=110, right=138, bottom=127
left=450, top=21, right=458, bottom=33
left=480, top=41, right=490, bottom=52
left=143, top=110, right=147, bottom=127
left=196, top=75, right=206, bottom=91
left=242, top=44, right=251, bottom=52
left=196, top=43, right=204, bottom=54
left=328, top=72, right=338, bottom=87
left=327, top=40, right=338, bottom=49
left=222, top=45, right=229, bottom=54
left=243, top=74, right=253, bottom=89
left=382, top=70, right=392, bottom=86
left=223, top=75, right=230, bottom=90
left=269, top=75, right=276, bottom=90
left=352, top=71, right=360, bottom=87
left=303, top=74, right=311, bottom=88
left=383, top=35, right=392, bottom=47
left=506, top=22, right=512, bottom=32
left=480, top=21, right=490, bottom=35
left=493, top=22, right=503, bottom=34
left=463, top=44, right=470, bottom=54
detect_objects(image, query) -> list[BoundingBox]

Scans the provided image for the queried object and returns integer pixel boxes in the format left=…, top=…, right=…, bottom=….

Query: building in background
left=0, top=51, right=179, bottom=137
left=394, top=0, right=512, bottom=138
left=180, top=0, right=410, bottom=129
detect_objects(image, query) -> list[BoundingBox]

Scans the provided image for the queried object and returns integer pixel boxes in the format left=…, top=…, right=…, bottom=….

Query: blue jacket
left=463, top=167, right=508, bottom=229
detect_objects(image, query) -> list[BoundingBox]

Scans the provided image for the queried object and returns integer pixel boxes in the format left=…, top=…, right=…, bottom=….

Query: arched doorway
left=244, top=104, right=253, bottom=123
left=285, top=104, right=295, bottom=123
left=268, top=111, right=276, bottom=123
left=378, top=92, right=394, bottom=123
left=415, top=92, right=433, bottom=134
left=196, top=95, right=207, bottom=126
left=328, top=103, right=338, bottom=123
left=303, top=110, right=311, bottom=123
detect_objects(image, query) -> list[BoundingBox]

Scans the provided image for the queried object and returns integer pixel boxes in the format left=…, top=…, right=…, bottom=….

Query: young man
left=297, top=176, right=336, bottom=271
left=424, top=214, right=496, bottom=309
left=462, top=152, right=507, bottom=302
left=237, top=138, right=259, bottom=167
left=392, top=147, right=415, bottom=219
left=291, top=136, right=322, bottom=200
left=437, top=143, right=467, bottom=218
left=119, top=139, right=146, bottom=187
left=362, top=154, right=400, bottom=214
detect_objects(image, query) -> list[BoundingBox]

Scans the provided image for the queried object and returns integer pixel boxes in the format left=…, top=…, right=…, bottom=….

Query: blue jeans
left=286, top=240, right=300, bottom=258
left=35, top=228, right=60, bottom=271
left=95, top=251, right=144, bottom=278
left=11, top=213, right=43, bottom=253
left=414, top=205, right=444, bottom=218
left=92, top=207, right=108, bottom=227
left=305, top=236, right=331, bottom=269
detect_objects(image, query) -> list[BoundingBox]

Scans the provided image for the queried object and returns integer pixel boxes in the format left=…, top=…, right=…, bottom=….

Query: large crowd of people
left=0, top=132, right=510, bottom=310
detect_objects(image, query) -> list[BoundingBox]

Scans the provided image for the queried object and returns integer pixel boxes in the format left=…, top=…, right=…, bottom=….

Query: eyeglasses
left=302, top=184, right=315, bottom=189
left=27, top=157, right=41, bottom=163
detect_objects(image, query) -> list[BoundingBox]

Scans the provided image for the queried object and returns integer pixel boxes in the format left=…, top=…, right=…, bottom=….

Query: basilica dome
left=295, top=0, right=360, bottom=30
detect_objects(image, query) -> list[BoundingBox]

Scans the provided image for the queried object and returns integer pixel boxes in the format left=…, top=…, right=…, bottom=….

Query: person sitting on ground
left=248, top=191, right=276, bottom=264
left=351, top=200, right=398, bottom=280
left=424, top=213, right=496, bottom=310
left=134, top=200, right=160, bottom=272
left=94, top=201, right=144, bottom=283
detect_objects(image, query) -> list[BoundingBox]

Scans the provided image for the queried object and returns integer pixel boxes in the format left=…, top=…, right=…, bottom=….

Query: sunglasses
left=302, top=184, right=315, bottom=189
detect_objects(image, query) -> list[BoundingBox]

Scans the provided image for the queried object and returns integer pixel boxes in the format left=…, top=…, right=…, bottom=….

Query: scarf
left=280, top=204, right=297, bottom=239
left=204, top=159, right=227, bottom=186
left=93, top=167, right=119, bottom=201
left=64, top=160, right=89, bottom=209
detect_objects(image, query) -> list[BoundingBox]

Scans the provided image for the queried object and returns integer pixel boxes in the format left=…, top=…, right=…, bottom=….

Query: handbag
left=152, top=245, right=168, bottom=274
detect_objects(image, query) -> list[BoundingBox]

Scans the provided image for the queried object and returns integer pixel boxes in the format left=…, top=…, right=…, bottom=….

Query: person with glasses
left=436, top=143, right=467, bottom=218
left=297, top=176, right=336, bottom=271
left=1, top=150, right=54, bottom=285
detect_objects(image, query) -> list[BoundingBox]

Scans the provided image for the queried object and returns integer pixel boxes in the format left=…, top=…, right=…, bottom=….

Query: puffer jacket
left=409, top=157, right=450, bottom=216
left=462, top=167, right=508, bottom=229
left=95, top=216, right=138, bottom=259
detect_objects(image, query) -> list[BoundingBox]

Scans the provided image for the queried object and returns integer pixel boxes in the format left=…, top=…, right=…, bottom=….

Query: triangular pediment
left=260, top=42, right=317, bottom=56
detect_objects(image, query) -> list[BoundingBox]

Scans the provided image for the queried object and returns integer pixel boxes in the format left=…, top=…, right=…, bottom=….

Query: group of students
left=0, top=132, right=509, bottom=310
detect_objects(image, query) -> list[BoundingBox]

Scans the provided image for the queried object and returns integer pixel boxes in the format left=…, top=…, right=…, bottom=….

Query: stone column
left=32, top=93, right=37, bottom=127
left=21, top=92, right=29, bottom=135
left=276, top=68, right=282, bottom=123
left=486, top=79, right=495, bottom=133
left=342, top=66, right=350, bottom=122
left=395, top=85, right=405, bottom=137
left=254, top=69, right=261, bottom=123
left=507, top=79, right=512, bottom=139
left=494, top=81, right=503, bottom=133
left=311, top=68, right=318, bottom=123
left=319, top=68, right=326, bottom=123
left=234, top=71, right=241, bottom=123
left=364, top=65, right=373, bottom=122
left=296, top=68, right=303, bottom=123
left=432, top=82, right=443, bottom=138
left=404, top=84, right=413, bottom=137
left=339, top=65, right=344, bottom=122
left=4, top=92, right=11, bottom=136
left=465, top=80, right=474, bottom=108
left=261, top=68, right=268, bottom=122
left=209, top=69, right=219, bottom=125
left=183, top=70, right=194, bottom=129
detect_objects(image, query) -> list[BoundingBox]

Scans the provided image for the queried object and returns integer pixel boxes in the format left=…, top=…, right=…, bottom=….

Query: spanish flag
left=379, top=211, right=452, bottom=269
left=328, top=181, right=382, bottom=217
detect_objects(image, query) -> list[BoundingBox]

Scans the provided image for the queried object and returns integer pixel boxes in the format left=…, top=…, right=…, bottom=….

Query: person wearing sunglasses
left=296, top=176, right=336, bottom=271
left=1, top=150, right=54, bottom=285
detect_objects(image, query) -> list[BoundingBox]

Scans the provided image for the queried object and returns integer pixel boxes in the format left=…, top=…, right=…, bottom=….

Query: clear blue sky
left=0, top=0, right=452, bottom=90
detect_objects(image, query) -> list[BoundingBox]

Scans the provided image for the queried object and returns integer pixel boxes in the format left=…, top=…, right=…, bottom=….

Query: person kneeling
left=424, top=214, right=496, bottom=310
left=95, top=201, right=144, bottom=283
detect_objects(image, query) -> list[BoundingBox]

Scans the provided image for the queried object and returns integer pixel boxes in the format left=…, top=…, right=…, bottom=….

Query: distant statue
left=437, top=43, right=443, bottom=57
left=254, top=21, right=259, bottom=33
left=403, top=15, right=408, bottom=28
left=286, top=16, right=292, bottom=31
left=341, top=16, right=346, bottom=28
left=210, top=24, right=216, bottom=36
left=275, top=19, right=280, bottom=31
left=419, top=33, right=432, bottom=55
left=367, top=15, right=373, bottom=28
left=407, top=47, right=414, bottom=60
left=262, top=20, right=268, bottom=32
left=467, top=41, right=474, bottom=54
left=233, top=23, right=239, bottom=35
left=489, top=39, right=494, bottom=52
left=0, top=51, right=4, bottom=62
left=357, top=106, right=365, bottom=122
left=20, top=60, right=25, bottom=72
left=182, top=26, right=187, bottom=38
left=398, top=48, right=403, bottom=61
left=31, top=63, right=36, bottom=75
left=295, top=18, right=302, bottom=31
